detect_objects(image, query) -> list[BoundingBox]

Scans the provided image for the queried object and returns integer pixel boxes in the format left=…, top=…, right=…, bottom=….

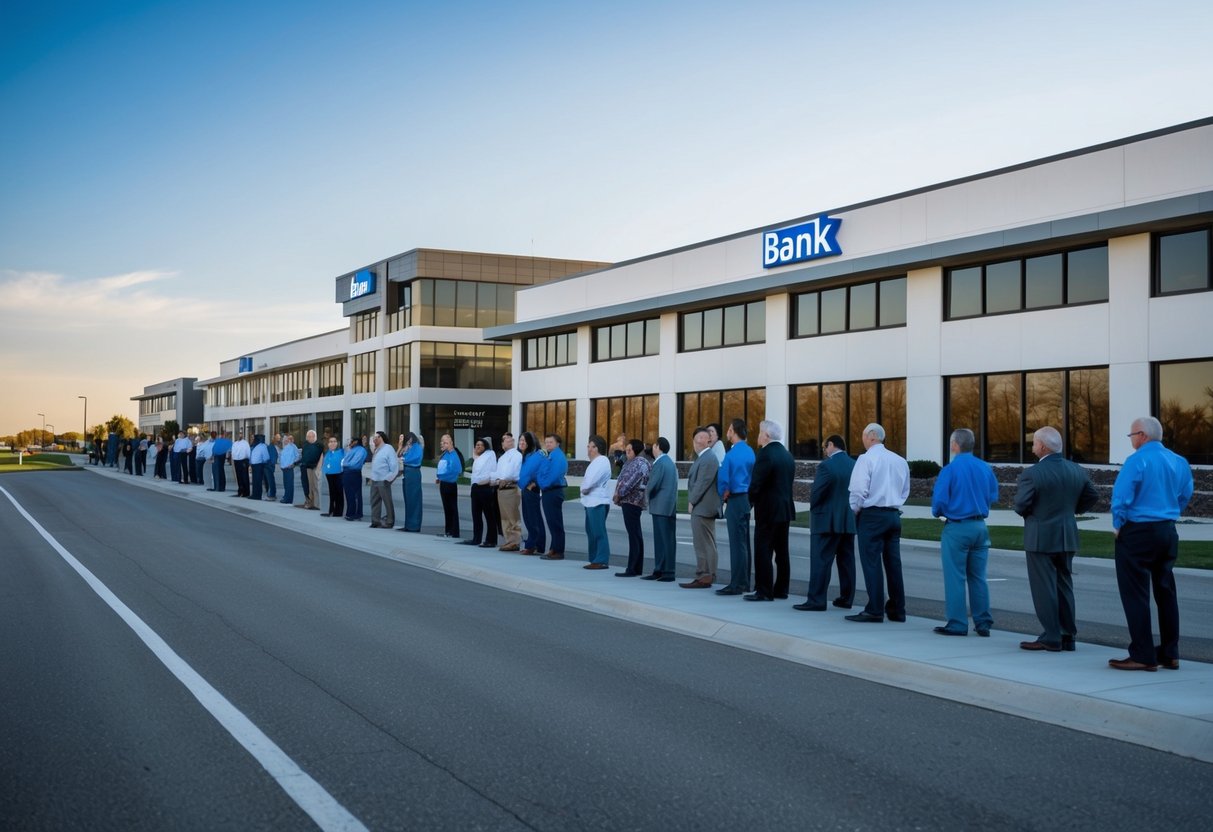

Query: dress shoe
left=975, top=628, right=990, bottom=638
left=434, top=533, right=453, bottom=539
left=832, top=598, right=853, bottom=609
left=1108, top=657, right=1157, bottom=671
left=519, top=548, right=538, bottom=556
left=583, top=563, right=608, bottom=570
left=1061, top=638, right=1076, bottom=652
left=345, top=517, right=356, bottom=522
left=715, top=587, right=745, bottom=596
left=845, top=612, right=884, bottom=622
left=743, top=593, right=773, bottom=602
left=934, top=626, right=966, bottom=636
left=478, top=543, right=496, bottom=548
left=499, top=544, right=520, bottom=552
left=279, top=499, right=291, bottom=504
left=679, top=578, right=712, bottom=589
left=206, top=488, right=215, bottom=492
left=640, top=573, right=661, bottom=581
left=369, top=523, right=383, bottom=529
left=308, top=506, right=320, bottom=511
left=1159, top=658, right=1180, bottom=670
left=321, top=513, right=332, bottom=517
left=793, top=602, right=827, bottom=611
left=540, top=552, right=564, bottom=560
left=774, top=594, right=789, bottom=600
left=1020, top=640, right=1061, bottom=652
left=657, top=576, right=676, bottom=582
left=458, top=539, right=480, bottom=546
left=615, top=571, right=640, bottom=577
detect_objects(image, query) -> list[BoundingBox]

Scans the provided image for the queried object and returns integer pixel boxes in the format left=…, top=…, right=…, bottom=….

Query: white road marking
left=0, top=486, right=368, bottom=832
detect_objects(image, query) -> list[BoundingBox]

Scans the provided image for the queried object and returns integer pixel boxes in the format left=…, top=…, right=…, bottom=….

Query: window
left=352, top=311, right=378, bottom=342
left=352, top=351, right=376, bottom=394
left=791, top=379, right=906, bottom=459
left=270, top=368, right=312, bottom=402
left=387, top=344, right=412, bottom=390
left=593, top=395, right=659, bottom=445
left=385, top=405, right=411, bottom=445
left=315, top=411, right=343, bottom=444
left=678, top=388, right=765, bottom=459
left=1154, top=359, right=1213, bottom=464
left=791, top=277, right=906, bottom=338
left=525, top=331, right=578, bottom=370
left=387, top=283, right=413, bottom=332
left=593, top=318, right=659, bottom=361
left=680, top=301, right=765, bottom=352
left=139, top=393, right=177, bottom=415
left=523, top=400, right=576, bottom=446
left=944, top=367, right=1109, bottom=463
left=1155, top=227, right=1212, bottom=295
left=414, top=279, right=516, bottom=328
left=946, top=244, right=1108, bottom=319
left=419, top=342, right=511, bottom=389
left=318, top=360, right=345, bottom=397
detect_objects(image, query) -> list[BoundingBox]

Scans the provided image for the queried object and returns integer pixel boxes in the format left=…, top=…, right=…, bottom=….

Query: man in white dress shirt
left=846, top=423, right=910, bottom=623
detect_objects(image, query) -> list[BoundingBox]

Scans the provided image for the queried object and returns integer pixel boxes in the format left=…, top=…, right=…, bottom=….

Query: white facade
left=492, top=120, right=1213, bottom=466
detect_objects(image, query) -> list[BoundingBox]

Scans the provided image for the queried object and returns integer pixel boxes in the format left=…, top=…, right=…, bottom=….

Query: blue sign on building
left=762, top=215, right=843, bottom=268
left=349, top=269, right=376, bottom=300
left=238, top=357, right=253, bottom=374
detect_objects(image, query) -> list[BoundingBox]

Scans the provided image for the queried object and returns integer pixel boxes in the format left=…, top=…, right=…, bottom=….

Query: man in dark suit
left=1014, top=426, right=1099, bottom=652
left=796, top=434, right=857, bottom=611
left=644, top=437, right=678, bottom=582
left=747, top=419, right=796, bottom=602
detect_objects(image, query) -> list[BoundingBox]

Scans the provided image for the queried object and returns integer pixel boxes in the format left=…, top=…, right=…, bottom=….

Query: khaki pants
left=304, top=466, right=322, bottom=509
left=497, top=486, right=522, bottom=547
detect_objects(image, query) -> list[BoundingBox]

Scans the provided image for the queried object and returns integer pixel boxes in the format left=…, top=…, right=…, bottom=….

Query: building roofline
left=218, top=327, right=348, bottom=366
left=330, top=246, right=613, bottom=282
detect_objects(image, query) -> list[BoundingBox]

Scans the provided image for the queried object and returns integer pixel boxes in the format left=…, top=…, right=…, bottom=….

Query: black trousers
left=753, top=518, right=790, bottom=598
left=439, top=481, right=460, bottom=537
left=325, top=472, right=344, bottom=516
left=470, top=483, right=497, bottom=545
left=806, top=531, right=856, bottom=606
left=234, top=459, right=250, bottom=496
left=1115, top=520, right=1180, bottom=665
left=857, top=508, right=904, bottom=618
left=622, top=503, right=644, bottom=574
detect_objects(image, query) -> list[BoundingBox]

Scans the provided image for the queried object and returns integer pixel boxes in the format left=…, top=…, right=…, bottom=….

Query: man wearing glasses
left=1108, top=417, right=1193, bottom=671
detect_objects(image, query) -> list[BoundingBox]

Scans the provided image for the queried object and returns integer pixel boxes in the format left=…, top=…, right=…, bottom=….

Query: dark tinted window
left=849, top=282, right=876, bottom=330
left=1025, top=253, right=1063, bottom=308
left=949, top=267, right=983, bottom=318
left=1158, top=229, right=1210, bottom=294
left=1067, top=246, right=1108, bottom=304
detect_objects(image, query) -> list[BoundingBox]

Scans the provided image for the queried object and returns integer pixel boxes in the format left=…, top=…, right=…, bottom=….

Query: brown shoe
left=679, top=578, right=713, bottom=589
left=499, top=544, right=520, bottom=552
left=520, top=548, right=537, bottom=555
left=583, top=563, right=608, bottom=570
left=540, top=552, right=564, bottom=560
left=1108, top=657, right=1158, bottom=672
left=1019, top=641, right=1061, bottom=652
left=1159, top=658, right=1180, bottom=670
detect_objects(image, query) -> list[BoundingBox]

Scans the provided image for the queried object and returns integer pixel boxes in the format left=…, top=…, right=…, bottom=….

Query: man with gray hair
left=747, top=419, right=796, bottom=601
left=1107, top=416, right=1193, bottom=671
left=1014, top=426, right=1099, bottom=652
left=680, top=427, right=721, bottom=589
left=846, top=423, right=910, bottom=623
left=930, top=428, right=999, bottom=636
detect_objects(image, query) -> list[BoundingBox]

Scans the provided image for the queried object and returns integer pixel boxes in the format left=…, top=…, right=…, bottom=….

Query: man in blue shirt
left=264, top=434, right=280, bottom=499
left=1108, top=416, right=1194, bottom=671
left=930, top=427, right=1000, bottom=637
left=278, top=434, right=300, bottom=505
left=716, top=418, right=755, bottom=596
left=249, top=434, right=269, bottom=501
left=210, top=431, right=232, bottom=492
left=538, top=433, right=568, bottom=560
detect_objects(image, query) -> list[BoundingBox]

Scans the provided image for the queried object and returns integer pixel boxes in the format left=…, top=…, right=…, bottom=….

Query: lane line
left=0, top=485, right=368, bottom=832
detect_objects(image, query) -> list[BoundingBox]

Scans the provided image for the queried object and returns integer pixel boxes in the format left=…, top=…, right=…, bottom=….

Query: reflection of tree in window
left=1067, top=368, right=1108, bottom=463
left=984, top=373, right=1021, bottom=462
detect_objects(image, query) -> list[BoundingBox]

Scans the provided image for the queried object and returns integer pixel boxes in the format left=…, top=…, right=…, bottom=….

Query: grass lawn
left=0, top=452, right=78, bottom=473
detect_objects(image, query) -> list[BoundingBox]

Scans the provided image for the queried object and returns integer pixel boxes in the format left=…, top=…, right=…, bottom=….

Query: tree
left=106, top=414, right=138, bottom=439
left=161, top=420, right=180, bottom=442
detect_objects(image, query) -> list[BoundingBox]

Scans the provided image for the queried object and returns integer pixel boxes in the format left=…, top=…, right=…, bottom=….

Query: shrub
left=908, top=459, right=942, bottom=479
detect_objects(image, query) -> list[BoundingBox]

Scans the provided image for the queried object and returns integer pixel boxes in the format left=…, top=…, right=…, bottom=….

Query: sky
left=2, top=0, right=1211, bottom=436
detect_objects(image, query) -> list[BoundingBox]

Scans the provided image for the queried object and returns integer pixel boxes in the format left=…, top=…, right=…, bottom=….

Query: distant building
left=195, top=248, right=607, bottom=458
left=131, top=378, right=204, bottom=437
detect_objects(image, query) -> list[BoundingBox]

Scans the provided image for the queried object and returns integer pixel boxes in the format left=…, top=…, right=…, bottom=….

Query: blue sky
left=2, top=0, right=1211, bottom=435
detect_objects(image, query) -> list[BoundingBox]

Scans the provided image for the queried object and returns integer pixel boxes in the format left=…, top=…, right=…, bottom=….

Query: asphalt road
left=2, top=470, right=1210, bottom=831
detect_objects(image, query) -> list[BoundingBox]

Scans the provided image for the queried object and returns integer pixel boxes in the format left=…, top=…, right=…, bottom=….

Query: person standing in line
left=263, top=433, right=279, bottom=500
left=231, top=431, right=251, bottom=497
left=1108, top=416, right=1194, bottom=671
left=278, top=434, right=300, bottom=505
left=172, top=431, right=192, bottom=484
left=643, top=437, right=678, bottom=582
left=210, top=430, right=232, bottom=492
left=681, top=427, right=721, bottom=589
left=747, top=420, right=795, bottom=601
left=846, top=423, right=910, bottom=624
left=707, top=423, right=726, bottom=464
left=464, top=437, right=499, bottom=547
left=613, top=439, right=651, bottom=577
left=123, top=436, right=134, bottom=475
left=195, top=432, right=213, bottom=489
left=495, top=432, right=523, bottom=550
left=397, top=432, right=424, bottom=531
left=106, top=431, right=119, bottom=468
left=796, top=434, right=857, bottom=611
left=518, top=432, right=546, bottom=555
left=136, top=434, right=148, bottom=476
left=1013, top=426, right=1099, bottom=653
left=435, top=433, right=462, bottom=539
left=249, top=434, right=269, bottom=501
left=189, top=435, right=201, bottom=483
left=340, top=436, right=368, bottom=521
left=153, top=436, right=167, bottom=479
left=299, top=430, right=323, bottom=511
left=538, top=433, right=568, bottom=560
left=716, top=418, right=755, bottom=596
left=321, top=436, right=345, bottom=518
left=368, top=431, right=399, bottom=529
left=581, top=435, right=614, bottom=570
left=930, top=428, right=1000, bottom=637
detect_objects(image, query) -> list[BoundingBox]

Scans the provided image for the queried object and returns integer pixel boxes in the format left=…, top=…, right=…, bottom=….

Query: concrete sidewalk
left=80, top=461, right=1213, bottom=764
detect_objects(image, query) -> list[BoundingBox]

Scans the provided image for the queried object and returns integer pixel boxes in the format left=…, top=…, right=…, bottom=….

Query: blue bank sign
left=238, top=357, right=253, bottom=374
left=349, top=269, right=376, bottom=300
left=762, top=215, right=843, bottom=268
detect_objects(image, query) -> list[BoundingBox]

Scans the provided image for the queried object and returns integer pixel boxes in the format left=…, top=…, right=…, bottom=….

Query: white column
left=764, top=294, right=789, bottom=426
left=1107, top=233, right=1152, bottom=463
left=905, top=266, right=944, bottom=463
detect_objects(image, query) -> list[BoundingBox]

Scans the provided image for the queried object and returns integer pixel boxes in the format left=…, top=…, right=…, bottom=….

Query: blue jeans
left=281, top=466, right=294, bottom=503
left=521, top=487, right=545, bottom=551
left=342, top=469, right=363, bottom=519
left=725, top=493, right=752, bottom=591
left=542, top=489, right=565, bottom=554
left=940, top=519, right=992, bottom=633
left=250, top=463, right=265, bottom=500
left=584, top=504, right=610, bottom=564
left=857, top=508, right=904, bottom=618
left=212, top=457, right=226, bottom=491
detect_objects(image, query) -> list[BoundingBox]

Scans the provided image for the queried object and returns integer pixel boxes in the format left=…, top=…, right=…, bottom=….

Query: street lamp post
left=37, top=412, right=45, bottom=448
left=78, top=395, right=88, bottom=455
left=46, top=425, right=55, bottom=448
